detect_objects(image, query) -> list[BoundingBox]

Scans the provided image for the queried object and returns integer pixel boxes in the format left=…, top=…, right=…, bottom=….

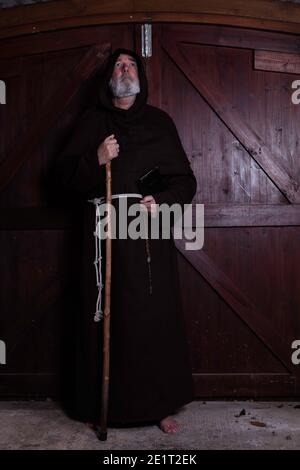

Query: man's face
left=109, top=54, right=140, bottom=98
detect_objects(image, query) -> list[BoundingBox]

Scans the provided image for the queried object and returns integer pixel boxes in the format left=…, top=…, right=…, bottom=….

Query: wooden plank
left=0, top=207, right=74, bottom=230
left=255, top=50, right=300, bottom=75
left=193, top=373, right=297, bottom=397
left=0, top=42, right=111, bottom=193
left=0, top=0, right=131, bottom=27
left=2, top=0, right=300, bottom=39
left=163, top=39, right=300, bottom=203
left=0, top=372, right=296, bottom=398
left=0, top=25, right=126, bottom=60
left=0, top=373, right=58, bottom=397
left=137, top=0, right=300, bottom=23
left=203, top=204, right=300, bottom=227
left=175, top=238, right=295, bottom=373
left=1, top=203, right=299, bottom=230
left=162, top=25, right=300, bottom=55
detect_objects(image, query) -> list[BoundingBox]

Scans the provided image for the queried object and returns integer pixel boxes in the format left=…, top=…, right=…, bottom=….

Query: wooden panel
left=0, top=24, right=134, bottom=398
left=176, top=225, right=300, bottom=397
left=158, top=42, right=285, bottom=204
left=255, top=50, right=300, bottom=74
left=1, top=203, right=300, bottom=231
left=176, top=238, right=294, bottom=373
left=160, top=27, right=300, bottom=207
left=1, top=21, right=300, bottom=400
left=163, top=39, right=300, bottom=203
left=0, top=229, right=79, bottom=397
left=0, top=24, right=132, bottom=210
left=2, top=0, right=300, bottom=38
left=0, top=42, right=110, bottom=193
left=145, top=24, right=300, bottom=397
left=180, top=262, right=285, bottom=374
left=203, top=204, right=300, bottom=227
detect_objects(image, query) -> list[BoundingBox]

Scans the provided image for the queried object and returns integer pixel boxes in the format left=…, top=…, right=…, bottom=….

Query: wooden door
left=1, top=22, right=300, bottom=399
left=144, top=24, right=300, bottom=397
left=0, top=25, right=133, bottom=397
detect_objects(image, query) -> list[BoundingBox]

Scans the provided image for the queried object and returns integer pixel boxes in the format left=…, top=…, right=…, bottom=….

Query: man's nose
left=122, top=63, right=129, bottom=72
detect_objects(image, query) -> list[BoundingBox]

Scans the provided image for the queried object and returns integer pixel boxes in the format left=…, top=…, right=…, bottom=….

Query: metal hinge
left=141, top=23, right=152, bottom=58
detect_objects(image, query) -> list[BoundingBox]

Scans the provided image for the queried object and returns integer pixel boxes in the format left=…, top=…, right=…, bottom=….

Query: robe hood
left=98, top=48, right=148, bottom=118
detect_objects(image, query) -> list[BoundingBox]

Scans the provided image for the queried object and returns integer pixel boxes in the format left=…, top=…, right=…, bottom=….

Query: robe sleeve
left=154, top=173, right=197, bottom=207
left=152, top=114, right=197, bottom=207
left=55, top=108, right=106, bottom=198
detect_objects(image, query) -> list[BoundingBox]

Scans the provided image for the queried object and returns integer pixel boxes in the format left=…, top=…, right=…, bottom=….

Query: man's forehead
left=115, top=54, right=136, bottom=63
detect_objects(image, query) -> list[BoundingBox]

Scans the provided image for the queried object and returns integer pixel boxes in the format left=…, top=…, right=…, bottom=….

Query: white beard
left=109, top=75, right=140, bottom=98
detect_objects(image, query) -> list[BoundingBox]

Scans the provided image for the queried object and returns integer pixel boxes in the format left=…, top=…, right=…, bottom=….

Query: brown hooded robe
left=56, top=49, right=197, bottom=425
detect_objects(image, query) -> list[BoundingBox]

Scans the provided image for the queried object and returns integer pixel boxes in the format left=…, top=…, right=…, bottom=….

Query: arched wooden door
left=1, top=22, right=300, bottom=398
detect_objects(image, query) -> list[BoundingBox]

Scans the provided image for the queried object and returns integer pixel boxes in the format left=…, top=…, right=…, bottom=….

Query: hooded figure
left=56, top=49, right=197, bottom=430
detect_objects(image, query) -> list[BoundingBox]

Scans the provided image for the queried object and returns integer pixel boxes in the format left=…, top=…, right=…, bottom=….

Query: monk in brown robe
left=56, top=49, right=197, bottom=433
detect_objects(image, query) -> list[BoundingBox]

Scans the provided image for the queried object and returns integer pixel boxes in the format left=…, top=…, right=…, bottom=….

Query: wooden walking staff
left=96, top=161, right=112, bottom=441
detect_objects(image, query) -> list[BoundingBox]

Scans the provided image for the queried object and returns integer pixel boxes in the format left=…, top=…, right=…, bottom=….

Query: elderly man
left=56, top=49, right=197, bottom=433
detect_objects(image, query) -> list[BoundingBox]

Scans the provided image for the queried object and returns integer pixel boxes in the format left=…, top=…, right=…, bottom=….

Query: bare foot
left=159, top=416, right=181, bottom=433
left=85, top=422, right=95, bottom=430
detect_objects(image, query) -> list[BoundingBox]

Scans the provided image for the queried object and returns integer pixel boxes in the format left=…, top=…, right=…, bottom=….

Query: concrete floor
left=0, top=400, right=300, bottom=450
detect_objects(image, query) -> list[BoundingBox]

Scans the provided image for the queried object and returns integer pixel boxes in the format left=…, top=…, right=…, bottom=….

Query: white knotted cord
left=88, top=197, right=105, bottom=322
left=88, top=194, right=142, bottom=323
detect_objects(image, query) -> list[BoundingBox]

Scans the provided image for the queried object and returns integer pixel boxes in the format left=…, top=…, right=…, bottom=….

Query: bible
left=137, top=167, right=166, bottom=197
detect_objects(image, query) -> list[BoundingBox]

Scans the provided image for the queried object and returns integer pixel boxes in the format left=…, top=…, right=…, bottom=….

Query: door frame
left=1, top=0, right=300, bottom=41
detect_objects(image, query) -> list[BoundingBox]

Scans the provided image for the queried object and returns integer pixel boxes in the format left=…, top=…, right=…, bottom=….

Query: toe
left=159, top=417, right=181, bottom=433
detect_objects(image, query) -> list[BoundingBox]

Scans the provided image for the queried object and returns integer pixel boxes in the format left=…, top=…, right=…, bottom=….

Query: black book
left=137, top=167, right=167, bottom=197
